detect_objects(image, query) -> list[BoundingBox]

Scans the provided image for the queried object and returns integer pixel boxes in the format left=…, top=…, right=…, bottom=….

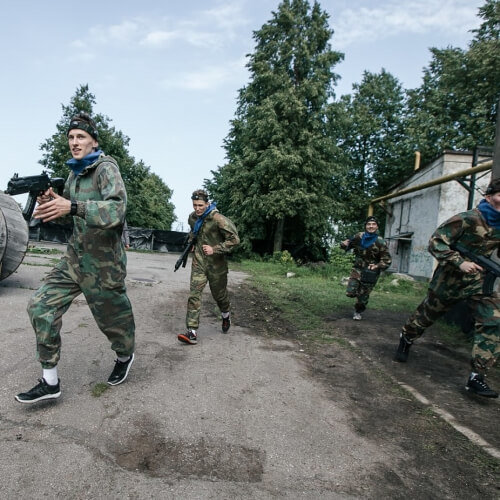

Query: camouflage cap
left=67, top=112, right=98, bottom=140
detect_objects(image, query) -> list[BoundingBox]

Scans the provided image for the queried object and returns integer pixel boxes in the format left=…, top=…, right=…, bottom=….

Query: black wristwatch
left=70, top=200, right=78, bottom=216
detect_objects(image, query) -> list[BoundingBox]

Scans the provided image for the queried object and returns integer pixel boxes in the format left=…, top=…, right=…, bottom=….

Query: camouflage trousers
left=346, top=268, right=377, bottom=313
left=402, top=289, right=500, bottom=374
left=27, top=256, right=135, bottom=369
left=186, top=259, right=230, bottom=330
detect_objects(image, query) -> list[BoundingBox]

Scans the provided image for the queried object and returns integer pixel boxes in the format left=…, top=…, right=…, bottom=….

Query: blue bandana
left=478, top=198, right=500, bottom=229
left=66, top=149, right=103, bottom=175
left=193, top=203, right=217, bottom=235
left=361, top=232, right=378, bottom=249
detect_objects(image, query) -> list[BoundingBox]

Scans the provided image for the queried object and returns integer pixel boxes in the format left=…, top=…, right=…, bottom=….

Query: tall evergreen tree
left=206, top=0, right=344, bottom=259
left=39, top=85, right=175, bottom=230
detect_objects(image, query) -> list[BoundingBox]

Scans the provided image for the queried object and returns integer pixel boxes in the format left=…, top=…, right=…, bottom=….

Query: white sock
left=43, top=367, right=58, bottom=386
left=222, top=312, right=230, bottom=318
left=117, top=355, right=131, bottom=363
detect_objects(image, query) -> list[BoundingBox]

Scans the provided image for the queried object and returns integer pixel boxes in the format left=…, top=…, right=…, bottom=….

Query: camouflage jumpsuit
left=402, top=207, right=500, bottom=374
left=186, top=209, right=239, bottom=330
left=345, top=233, right=392, bottom=313
left=27, top=155, right=135, bottom=369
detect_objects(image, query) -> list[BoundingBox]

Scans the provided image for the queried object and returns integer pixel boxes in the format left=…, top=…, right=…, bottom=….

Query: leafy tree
left=334, top=69, right=412, bottom=227
left=206, top=0, right=344, bottom=259
left=39, top=84, right=175, bottom=230
left=405, top=0, right=500, bottom=165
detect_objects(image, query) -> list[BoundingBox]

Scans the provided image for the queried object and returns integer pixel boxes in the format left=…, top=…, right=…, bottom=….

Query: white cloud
left=140, top=30, right=177, bottom=47
left=72, top=3, right=250, bottom=53
left=332, top=0, right=482, bottom=48
left=161, top=57, right=248, bottom=91
left=87, top=20, right=140, bottom=45
left=201, top=2, right=248, bottom=31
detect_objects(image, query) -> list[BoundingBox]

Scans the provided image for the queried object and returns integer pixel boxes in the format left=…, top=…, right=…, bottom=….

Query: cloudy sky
left=0, top=0, right=484, bottom=229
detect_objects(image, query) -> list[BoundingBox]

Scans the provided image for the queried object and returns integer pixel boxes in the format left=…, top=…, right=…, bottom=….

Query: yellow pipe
left=370, top=160, right=492, bottom=205
left=414, top=151, right=421, bottom=171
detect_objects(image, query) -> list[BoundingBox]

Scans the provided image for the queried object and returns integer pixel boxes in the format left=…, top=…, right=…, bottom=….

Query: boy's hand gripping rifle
left=451, top=242, right=500, bottom=295
left=6, top=171, right=65, bottom=222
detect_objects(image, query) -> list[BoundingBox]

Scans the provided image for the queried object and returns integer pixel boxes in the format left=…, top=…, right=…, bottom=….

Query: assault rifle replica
left=451, top=242, right=500, bottom=295
left=6, top=172, right=65, bottom=222
left=174, top=233, right=196, bottom=272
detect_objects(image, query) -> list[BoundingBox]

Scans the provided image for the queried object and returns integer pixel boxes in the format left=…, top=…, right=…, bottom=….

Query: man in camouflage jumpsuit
left=341, top=216, right=392, bottom=320
left=178, top=189, right=240, bottom=345
left=395, top=179, right=500, bottom=398
left=15, top=112, right=135, bottom=404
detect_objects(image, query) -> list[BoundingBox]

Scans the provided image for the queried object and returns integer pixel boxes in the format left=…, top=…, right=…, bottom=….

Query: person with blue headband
left=341, top=216, right=392, bottom=321
left=15, top=112, right=135, bottom=404
left=178, top=189, right=240, bottom=345
left=395, top=178, right=500, bottom=398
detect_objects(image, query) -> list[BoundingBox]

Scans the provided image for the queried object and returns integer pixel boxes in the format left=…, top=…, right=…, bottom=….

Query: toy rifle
left=174, top=233, right=196, bottom=272
left=451, top=242, right=500, bottom=295
left=6, top=171, right=65, bottom=222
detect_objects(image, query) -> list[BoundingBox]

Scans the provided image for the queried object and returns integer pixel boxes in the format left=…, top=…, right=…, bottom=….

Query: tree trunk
left=273, top=218, right=284, bottom=253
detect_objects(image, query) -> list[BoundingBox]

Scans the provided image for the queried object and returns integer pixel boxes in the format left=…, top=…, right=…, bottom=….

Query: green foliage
left=206, top=0, right=345, bottom=259
left=38, top=84, right=176, bottom=230
left=405, top=1, right=499, bottom=165
left=332, top=69, right=414, bottom=226
left=327, top=246, right=353, bottom=275
left=271, top=250, right=295, bottom=266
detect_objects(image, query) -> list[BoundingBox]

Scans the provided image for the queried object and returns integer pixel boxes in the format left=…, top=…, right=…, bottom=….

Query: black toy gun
left=6, top=171, right=65, bottom=222
left=174, top=234, right=197, bottom=272
left=451, top=242, right=500, bottom=296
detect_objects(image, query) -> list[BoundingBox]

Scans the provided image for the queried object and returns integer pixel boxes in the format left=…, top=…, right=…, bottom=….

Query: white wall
left=384, top=151, right=491, bottom=279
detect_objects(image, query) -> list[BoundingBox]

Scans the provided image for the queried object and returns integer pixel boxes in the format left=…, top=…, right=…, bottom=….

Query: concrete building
left=383, top=150, right=492, bottom=279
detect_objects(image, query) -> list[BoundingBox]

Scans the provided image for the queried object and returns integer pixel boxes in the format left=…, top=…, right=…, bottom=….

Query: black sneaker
left=178, top=330, right=198, bottom=345
left=466, top=374, right=499, bottom=398
left=394, top=333, right=412, bottom=362
left=222, top=315, right=231, bottom=333
left=107, top=353, right=135, bottom=386
left=15, top=378, right=61, bottom=404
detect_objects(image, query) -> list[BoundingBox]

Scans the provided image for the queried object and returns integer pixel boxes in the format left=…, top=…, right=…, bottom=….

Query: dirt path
left=1, top=244, right=498, bottom=499
left=232, top=284, right=500, bottom=498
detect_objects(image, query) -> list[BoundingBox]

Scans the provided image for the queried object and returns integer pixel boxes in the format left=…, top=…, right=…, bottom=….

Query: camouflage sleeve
left=428, top=214, right=466, bottom=268
left=376, top=238, right=392, bottom=270
left=83, top=161, right=127, bottom=229
left=212, top=213, right=240, bottom=254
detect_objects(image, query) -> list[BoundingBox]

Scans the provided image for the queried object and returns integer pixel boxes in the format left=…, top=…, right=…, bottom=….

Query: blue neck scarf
left=478, top=198, right=500, bottom=229
left=193, top=203, right=217, bottom=235
left=66, top=149, right=103, bottom=175
left=361, top=231, right=378, bottom=249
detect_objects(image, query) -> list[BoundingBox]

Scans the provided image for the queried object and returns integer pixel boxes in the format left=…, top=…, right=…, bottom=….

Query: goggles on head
left=191, top=194, right=208, bottom=202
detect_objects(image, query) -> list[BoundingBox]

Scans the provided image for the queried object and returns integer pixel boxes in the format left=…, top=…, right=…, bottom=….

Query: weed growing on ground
left=91, top=383, right=109, bottom=397
left=27, top=246, right=63, bottom=255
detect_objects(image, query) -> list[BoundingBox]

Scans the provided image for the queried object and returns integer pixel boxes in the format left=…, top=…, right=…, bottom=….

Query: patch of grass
left=27, top=246, right=63, bottom=255
left=233, top=259, right=428, bottom=333
left=91, top=383, right=109, bottom=397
